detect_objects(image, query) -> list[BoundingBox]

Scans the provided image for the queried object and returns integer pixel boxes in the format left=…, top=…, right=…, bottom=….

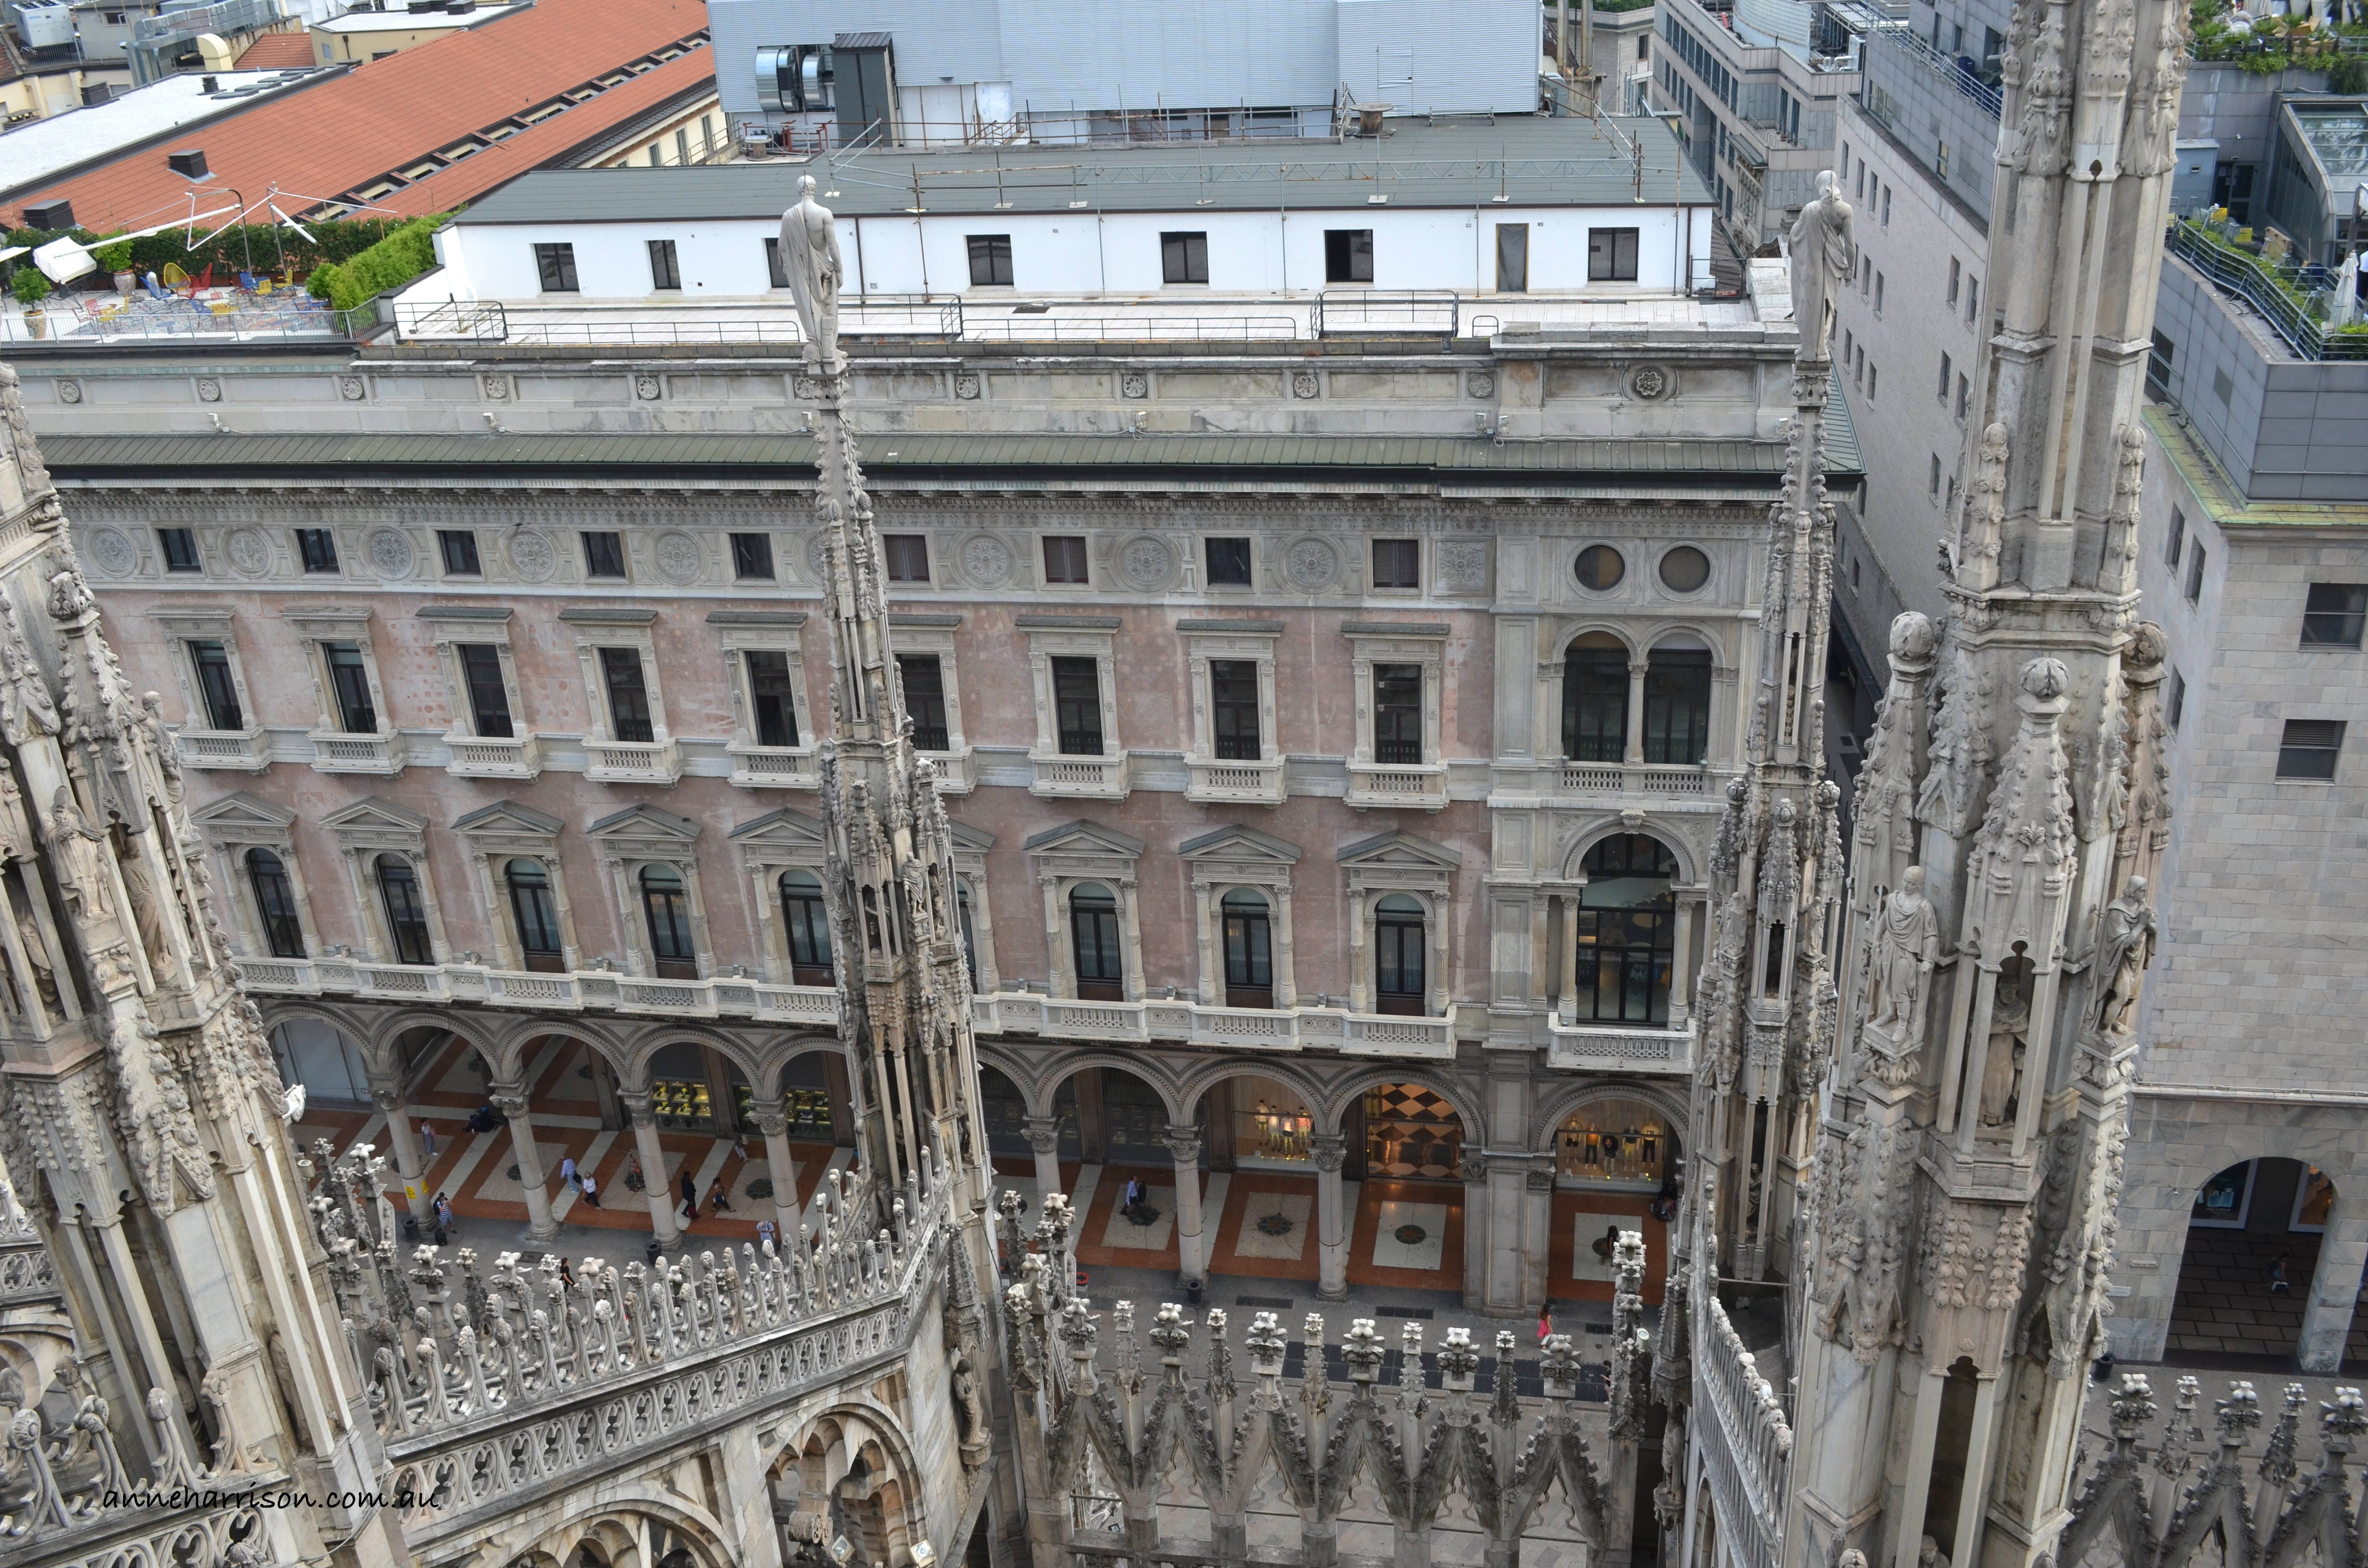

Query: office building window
left=375, top=855, right=433, bottom=964
left=780, top=870, right=832, bottom=983
left=1643, top=649, right=1712, bottom=764
left=1324, top=228, right=1374, bottom=282
left=189, top=640, right=244, bottom=730
left=1070, top=883, right=1124, bottom=1000
left=1588, top=227, right=1640, bottom=281
left=159, top=527, right=201, bottom=572
left=296, top=528, right=339, bottom=573
left=897, top=654, right=950, bottom=750
left=2302, top=583, right=2368, bottom=647
left=1052, top=658, right=1104, bottom=755
left=745, top=650, right=800, bottom=748
left=648, top=238, right=681, bottom=291
left=1373, top=664, right=1423, bottom=764
left=324, top=642, right=377, bottom=733
left=2184, top=544, right=2206, bottom=604
left=1206, top=537, right=1253, bottom=586
left=1868, top=362, right=1878, bottom=398
left=1931, top=454, right=1943, bottom=500
left=1042, top=535, right=1089, bottom=585
left=884, top=534, right=930, bottom=582
left=1956, top=374, right=1969, bottom=419
left=731, top=532, right=775, bottom=581
left=765, top=237, right=790, bottom=290
left=246, top=848, right=305, bottom=958
left=2167, top=669, right=2186, bottom=729
left=967, top=234, right=1013, bottom=286
left=457, top=644, right=513, bottom=737
left=507, top=859, right=563, bottom=971
left=1210, top=660, right=1261, bottom=760
left=1221, top=889, right=1273, bottom=1007
left=2148, top=330, right=2175, bottom=391
left=2275, top=719, right=2345, bottom=780
left=438, top=530, right=481, bottom=576
left=1372, top=539, right=1420, bottom=589
left=2166, top=506, right=2184, bottom=567
left=1161, top=231, right=1209, bottom=284
left=1374, top=894, right=1427, bottom=1014
left=534, top=243, right=579, bottom=292
left=1965, top=276, right=1979, bottom=322
left=582, top=531, right=627, bottom=578
left=1948, top=257, right=1961, bottom=306
left=600, top=648, right=654, bottom=743
left=1939, top=353, right=1953, bottom=401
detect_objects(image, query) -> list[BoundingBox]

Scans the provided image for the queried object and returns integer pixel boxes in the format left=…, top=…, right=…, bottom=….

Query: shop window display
left=1557, top=1096, right=1670, bottom=1185
left=1362, top=1083, right=1463, bottom=1179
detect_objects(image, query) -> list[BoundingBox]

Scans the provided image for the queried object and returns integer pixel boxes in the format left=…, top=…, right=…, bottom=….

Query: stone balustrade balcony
left=583, top=736, right=683, bottom=785
left=1556, top=760, right=1726, bottom=800
left=1028, top=749, right=1130, bottom=801
left=175, top=725, right=272, bottom=772
left=726, top=741, right=821, bottom=789
left=237, top=954, right=841, bottom=1025
left=308, top=727, right=405, bottom=776
left=1345, top=760, right=1449, bottom=811
left=1547, top=1017, right=1696, bottom=1074
left=443, top=730, right=543, bottom=780
left=969, top=988, right=1455, bottom=1060
left=919, top=744, right=976, bottom=795
left=1185, top=754, right=1287, bottom=807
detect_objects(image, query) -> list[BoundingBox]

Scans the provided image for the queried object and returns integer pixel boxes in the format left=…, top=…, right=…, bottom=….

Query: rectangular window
left=1051, top=657, right=1104, bottom=755
left=2184, top=543, right=2206, bottom=604
left=1324, top=228, right=1375, bottom=283
left=438, top=529, right=481, bottom=576
left=765, top=237, right=790, bottom=290
left=1210, top=660, right=1261, bottom=760
left=250, top=852, right=305, bottom=958
left=730, top=532, right=775, bottom=581
left=884, top=534, right=931, bottom=583
left=189, top=640, right=243, bottom=730
left=2302, top=583, right=2368, bottom=648
left=457, top=644, right=513, bottom=737
left=324, top=642, right=377, bottom=733
left=1495, top=222, right=1529, bottom=293
left=1375, top=906, right=1425, bottom=1009
left=1643, top=649, right=1712, bottom=764
left=1948, top=257, right=1961, bottom=306
left=1372, top=539, right=1420, bottom=589
left=1930, top=453, right=1943, bottom=499
left=1881, top=186, right=1892, bottom=226
left=1956, top=374, right=1969, bottom=419
left=2166, top=506, right=2185, bottom=567
left=1587, top=226, right=1640, bottom=282
left=599, top=648, right=654, bottom=743
left=1160, top=230, right=1209, bottom=284
left=159, top=527, right=200, bottom=572
left=1042, top=535, right=1089, bottom=585
left=1938, top=139, right=1952, bottom=181
left=1072, top=890, right=1122, bottom=994
left=1939, top=353, right=1953, bottom=401
left=897, top=653, right=949, bottom=751
left=1373, top=664, right=1423, bottom=764
left=2167, top=668, right=2186, bottom=729
left=296, top=528, right=338, bottom=573
left=582, top=530, right=627, bottom=579
left=966, top=233, right=1013, bottom=286
left=2276, top=719, right=2345, bottom=780
left=1966, top=276, right=1979, bottom=322
left=1867, top=361, right=1878, bottom=399
left=647, top=238, right=681, bottom=291
left=534, top=242, right=579, bottom=292
left=2148, top=330, right=2175, bottom=391
left=1205, top=537, right=1252, bottom=586
left=745, top=650, right=800, bottom=748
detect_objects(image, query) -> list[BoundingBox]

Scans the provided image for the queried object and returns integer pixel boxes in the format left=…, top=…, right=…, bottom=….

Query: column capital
left=746, top=1098, right=791, bottom=1138
left=1309, top=1134, right=1348, bottom=1174
left=486, top=1082, right=531, bottom=1118
left=1021, top=1115, right=1063, bottom=1154
left=1162, top=1125, right=1204, bottom=1165
left=617, top=1089, right=656, bottom=1127
left=364, top=1076, right=406, bottom=1114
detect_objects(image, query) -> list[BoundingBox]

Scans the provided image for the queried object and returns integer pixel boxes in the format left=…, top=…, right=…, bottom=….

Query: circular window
left=1659, top=546, right=1711, bottom=593
left=1574, top=545, right=1626, bottom=591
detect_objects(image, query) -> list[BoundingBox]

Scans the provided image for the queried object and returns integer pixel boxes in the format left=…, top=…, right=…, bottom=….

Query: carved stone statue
left=778, top=174, right=844, bottom=369
left=1980, top=964, right=2031, bottom=1127
left=1865, top=866, right=1941, bottom=1036
left=2093, top=876, right=2157, bottom=1034
left=47, top=787, right=114, bottom=926
left=951, top=1354, right=988, bottom=1468
left=1787, top=170, right=1858, bottom=361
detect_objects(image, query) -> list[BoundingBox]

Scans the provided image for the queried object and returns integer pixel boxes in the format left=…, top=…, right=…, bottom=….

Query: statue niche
left=1859, top=865, right=1939, bottom=1085
left=1979, top=945, right=2034, bottom=1129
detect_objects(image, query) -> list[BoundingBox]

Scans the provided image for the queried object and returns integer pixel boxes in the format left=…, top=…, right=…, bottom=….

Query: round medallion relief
left=368, top=528, right=415, bottom=578
left=959, top=533, right=1014, bottom=588
left=1116, top=535, right=1173, bottom=590
left=508, top=529, right=556, bottom=582
left=654, top=531, right=702, bottom=585
left=806, top=531, right=833, bottom=583
left=86, top=528, right=137, bottom=577
left=1628, top=364, right=1674, bottom=401
left=57, top=380, right=82, bottom=404
left=225, top=527, right=271, bottom=576
left=1283, top=537, right=1339, bottom=591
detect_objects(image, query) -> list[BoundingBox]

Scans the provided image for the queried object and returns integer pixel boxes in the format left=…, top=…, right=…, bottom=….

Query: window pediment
left=324, top=796, right=428, bottom=853
left=452, top=800, right=564, bottom=856
left=588, top=803, right=700, bottom=859
left=191, top=791, right=297, bottom=848
left=731, top=806, right=827, bottom=867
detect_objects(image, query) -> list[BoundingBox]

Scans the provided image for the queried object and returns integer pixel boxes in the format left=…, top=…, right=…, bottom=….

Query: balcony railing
left=1548, top=1017, right=1696, bottom=1073
left=1346, top=760, right=1449, bottom=810
left=920, top=745, right=976, bottom=795
left=727, top=742, right=821, bottom=788
left=1313, top=290, right=1460, bottom=338
left=1186, top=755, right=1287, bottom=806
left=585, top=736, right=684, bottom=785
left=308, top=728, right=405, bottom=776
left=1872, top=23, right=2002, bottom=117
left=175, top=726, right=272, bottom=772
left=969, top=989, right=1455, bottom=1059
left=444, top=731, right=543, bottom=780
left=238, top=955, right=841, bottom=1024
left=1694, top=1292, right=1794, bottom=1568
left=1559, top=761, right=1723, bottom=798
left=1029, top=750, right=1130, bottom=800
left=2166, top=218, right=2368, bottom=363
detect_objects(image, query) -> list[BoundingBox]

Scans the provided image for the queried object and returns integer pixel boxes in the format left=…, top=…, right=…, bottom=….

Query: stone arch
left=976, top=1039, right=1053, bottom=1116
left=365, top=1007, right=506, bottom=1079
left=1529, top=1078, right=1691, bottom=1153
left=518, top=1494, right=735, bottom=1568
left=763, top=1399, right=930, bottom=1562
left=483, top=1016, right=631, bottom=1083
left=615, top=1023, right=767, bottom=1090
left=1312, top=1066, right=1486, bottom=1148
left=1030, top=1048, right=1190, bottom=1126
left=1556, top=819, right=1703, bottom=887
left=1550, top=622, right=1642, bottom=660
left=759, top=1033, right=853, bottom=1099
left=1176, top=1057, right=1332, bottom=1125
left=1634, top=618, right=1731, bottom=658
left=2164, top=1152, right=2356, bottom=1367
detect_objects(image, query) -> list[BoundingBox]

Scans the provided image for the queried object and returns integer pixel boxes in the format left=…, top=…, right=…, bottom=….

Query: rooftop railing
left=2166, top=215, right=2368, bottom=362
left=1870, top=23, right=2002, bottom=117
left=1694, top=1291, right=1795, bottom=1568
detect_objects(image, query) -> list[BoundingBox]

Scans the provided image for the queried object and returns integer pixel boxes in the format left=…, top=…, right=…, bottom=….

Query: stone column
left=490, top=1078, right=558, bottom=1241
left=1022, top=1116, right=1064, bottom=1200
left=2298, top=1209, right=2368, bottom=1372
left=368, top=1078, right=427, bottom=1217
left=1557, top=890, right=1583, bottom=1021
left=1193, top=880, right=1218, bottom=1004
left=1347, top=890, right=1371, bottom=1013
left=1624, top=658, right=1650, bottom=766
left=748, top=1097, right=802, bottom=1247
left=1273, top=884, right=1298, bottom=1008
left=1166, top=1125, right=1207, bottom=1288
left=619, top=1089, right=679, bottom=1247
left=1668, top=896, right=1696, bottom=1030
left=1311, top=1133, right=1349, bottom=1300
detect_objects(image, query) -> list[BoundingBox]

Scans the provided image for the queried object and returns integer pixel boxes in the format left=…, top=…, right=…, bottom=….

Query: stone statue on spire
left=778, top=173, right=843, bottom=368
left=1788, top=170, right=1857, bottom=361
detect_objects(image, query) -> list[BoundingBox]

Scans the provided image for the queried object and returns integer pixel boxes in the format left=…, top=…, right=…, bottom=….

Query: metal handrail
left=1313, top=289, right=1459, bottom=337
left=2166, top=219, right=2368, bottom=362
left=1871, top=23, right=2002, bottom=118
left=966, top=314, right=1298, bottom=343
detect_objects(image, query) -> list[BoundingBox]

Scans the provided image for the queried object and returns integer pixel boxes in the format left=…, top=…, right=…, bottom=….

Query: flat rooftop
left=454, top=115, right=1717, bottom=224
left=0, top=67, right=337, bottom=200
left=312, top=1, right=523, bottom=33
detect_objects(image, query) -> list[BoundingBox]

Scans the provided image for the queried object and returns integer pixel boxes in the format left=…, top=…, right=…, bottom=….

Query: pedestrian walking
left=1538, top=1297, right=1556, bottom=1344
left=757, top=1218, right=777, bottom=1251
left=2270, top=1255, right=2292, bottom=1295
left=579, top=1172, right=600, bottom=1208
left=560, top=1155, right=579, bottom=1188
left=708, top=1178, right=732, bottom=1214
left=419, top=1121, right=437, bottom=1159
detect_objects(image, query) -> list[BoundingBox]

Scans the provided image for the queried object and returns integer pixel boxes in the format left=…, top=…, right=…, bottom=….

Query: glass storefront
left=1229, top=1075, right=1314, bottom=1165
left=1362, top=1082, right=1463, bottom=1180
left=1556, top=1096, right=1669, bottom=1185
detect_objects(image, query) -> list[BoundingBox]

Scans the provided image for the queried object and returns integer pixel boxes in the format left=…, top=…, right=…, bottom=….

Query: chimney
left=167, top=147, right=210, bottom=179
left=200, top=73, right=219, bottom=90
left=23, top=198, right=74, bottom=231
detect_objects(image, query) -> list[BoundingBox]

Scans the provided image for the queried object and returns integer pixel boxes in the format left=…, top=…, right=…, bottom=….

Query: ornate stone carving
left=654, top=531, right=702, bottom=585
left=953, top=371, right=980, bottom=400
left=1283, top=536, right=1338, bottom=590
left=1787, top=170, right=1858, bottom=358
left=480, top=374, right=510, bottom=401
left=1628, top=364, right=1674, bottom=400
left=1120, top=372, right=1148, bottom=399
left=1466, top=371, right=1496, bottom=398
left=225, top=527, right=270, bottom=576
left=338, top=376, right=365, bottom=401
left=1115, top=535, right=1174, bottom=589
left=1292, top=372, right=1319, bottom=399
left=958, top=533, right=1013, bottom=587
left=1434, top=540, right=1490, bottom=593
left=2092, top=877, right=2156, bottom=1035
left=368, top=528, right=414, bottom=578
left=777, top=174, right=843, bottom=367
left=56, top=380, right=81, bottom=404
left=634, top=374, right=661, bottom=401
left=507, top=529, right=555, bottom=581
left=195, top=378, right=222, bottom=403
left=84, top=527, right=136, bottom=578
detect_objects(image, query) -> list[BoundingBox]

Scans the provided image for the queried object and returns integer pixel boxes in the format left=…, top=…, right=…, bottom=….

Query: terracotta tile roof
left=233, top=31, right=318, bottom=70
left=376, top=47, right=714, bottom=219
left=4, top=0, right=708, bottom=233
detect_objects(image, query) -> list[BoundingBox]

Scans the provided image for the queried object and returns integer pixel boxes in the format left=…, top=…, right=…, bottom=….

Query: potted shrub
left=12, top=266, right=51, bottom=339
left=96, top=238, right=136, bottom=295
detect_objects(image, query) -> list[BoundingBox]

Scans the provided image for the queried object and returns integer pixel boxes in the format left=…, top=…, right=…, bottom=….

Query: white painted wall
left=434, top=204, right=1716, bottom=302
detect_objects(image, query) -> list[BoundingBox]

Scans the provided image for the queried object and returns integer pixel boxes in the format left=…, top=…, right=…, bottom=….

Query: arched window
left=780, top=870, right=832, bottom=985
left=1643, top=643, right=1713, bottom=765
left=374, top=853, right=432, bottom=965
left=506, top=858, right=563, bottom=972
left=245, top=847, right=304, bottom=958
left=640, top=864, right=697, bottom=980
left=1221, top=889, right=1273, bottom=1008
left=1375, top=894, right=1427, bottom=1016
left=1563, top=632, right=1629, bottom=762
left=1070, top=883, right=1122, bottom=1001
left=1574, top=834, right=1677, bottom=1023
